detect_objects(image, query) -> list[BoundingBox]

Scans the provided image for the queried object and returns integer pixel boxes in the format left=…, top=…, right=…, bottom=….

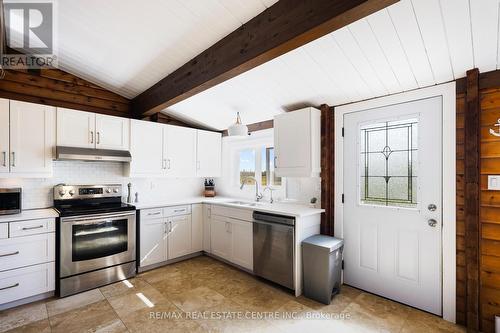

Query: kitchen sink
left=227, top=201, right=262, bottom=207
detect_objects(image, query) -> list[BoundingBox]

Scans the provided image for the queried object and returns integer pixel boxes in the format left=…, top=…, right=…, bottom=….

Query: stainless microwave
left=0, top=188, right=21, bottom=215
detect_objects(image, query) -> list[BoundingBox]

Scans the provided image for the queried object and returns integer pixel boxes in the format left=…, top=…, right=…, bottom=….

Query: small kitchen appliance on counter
left=53, top=184, right=136, bottom=297
left=0, top=188, right=22, bottom=215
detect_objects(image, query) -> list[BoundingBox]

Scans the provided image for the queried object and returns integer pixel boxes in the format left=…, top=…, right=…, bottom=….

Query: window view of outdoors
left=360, top=118, right=418, bottom=208
left=239, top=149, right=255, bottom=185
left=239, top=147, right=281, bottom=186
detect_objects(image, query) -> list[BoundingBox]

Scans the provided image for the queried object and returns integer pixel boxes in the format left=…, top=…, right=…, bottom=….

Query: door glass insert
left=360, top=118, right=418, bottom=208
left=72, top=219, right=128, bottom=261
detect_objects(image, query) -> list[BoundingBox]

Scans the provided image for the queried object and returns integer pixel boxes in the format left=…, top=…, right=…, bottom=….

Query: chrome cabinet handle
left=428, top=204, right=437, bottom=212
left=0, top=283, right=19, bottom=291
left=22, top=225, right=44, bottom=231
left=169, top=221, right=172, bottom=233
left=274, top=156, right=278, bottom=167
left=90, top=131, right=94, bottom=144
left=11, top=152, right=15, bottom=167
left=0, top=251, right=19, bottom=257
left=162, top=159, right=167, bottom=170
left=97, top=132, right=100, bottom=145
left=148, top=212, right=161, bottom=216
left=2, top=151, right=5, bottom=167
left=167, top=159, right=171, bottom=169
left=428, top=219, right=438, bottom=227
left=173, top=209, right=185, bottom=213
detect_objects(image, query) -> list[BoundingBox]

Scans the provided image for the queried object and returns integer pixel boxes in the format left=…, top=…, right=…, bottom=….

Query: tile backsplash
left=0, top=161, right=204, bottom=209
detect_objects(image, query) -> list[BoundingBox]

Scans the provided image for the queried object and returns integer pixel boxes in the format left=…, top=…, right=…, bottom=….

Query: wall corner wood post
left=464, top=68, right=481, bottom=332
left=320, top=104, right=334, bottom=236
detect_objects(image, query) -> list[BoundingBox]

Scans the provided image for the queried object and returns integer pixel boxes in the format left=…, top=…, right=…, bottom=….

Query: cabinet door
left=0, top=99, right=9, bottom=173
left=191, top=204, right=203, bottom=253
left=167, top=215, right=192, bottom=260
left=210, top=216, right=231, bottom=260
left=202, top=204, right=211, bottom=253
left=196, top=130, right=221, bottom=177
left=10, top=101, right=55, bottom=176
left=56, top=108, right=95, bottom=148
left=95, top=114, right=130, bottom=150
left=139, top=218, right=166, bottom=267
left=229, top=219, right=253, bottom=271
left=129, top=120, right=164, bottom=177
left=164, top=125, right=197, bottom=177
left=274, top=108, right=311, bottom=175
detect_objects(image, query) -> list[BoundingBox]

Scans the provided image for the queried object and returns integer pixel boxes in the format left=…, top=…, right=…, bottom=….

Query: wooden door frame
left=333, top=82, right=456, bottom=322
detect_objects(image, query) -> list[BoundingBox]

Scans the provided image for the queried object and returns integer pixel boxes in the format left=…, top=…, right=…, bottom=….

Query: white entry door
left=343, top=96, right=442, bottom=315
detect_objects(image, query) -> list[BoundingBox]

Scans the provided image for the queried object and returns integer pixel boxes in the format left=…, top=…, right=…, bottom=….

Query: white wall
left=216, top=128, right=321, bottom=205
left=0, top=161, right=204, bottom=210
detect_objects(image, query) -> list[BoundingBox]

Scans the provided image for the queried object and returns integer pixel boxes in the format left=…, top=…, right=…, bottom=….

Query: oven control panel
left=54, top=184, right=122, bottom=200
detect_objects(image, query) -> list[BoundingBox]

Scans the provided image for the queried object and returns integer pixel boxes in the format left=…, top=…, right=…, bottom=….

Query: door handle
left=428, top=219, right=438, bottom=227
left=2, top=151, right=5, bottom=167
left=90, top=131, right=94, bottom=144
left=11, top=152, right=15, bottom=167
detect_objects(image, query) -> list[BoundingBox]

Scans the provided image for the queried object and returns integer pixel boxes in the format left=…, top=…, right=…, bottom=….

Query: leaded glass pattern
left=360, top=118, right=418, bottom=208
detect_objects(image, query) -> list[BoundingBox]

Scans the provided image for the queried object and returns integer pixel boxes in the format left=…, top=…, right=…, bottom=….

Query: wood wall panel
left=0, top=69, right=131, bottom=117
left=479, top=86, right=500, bottom=332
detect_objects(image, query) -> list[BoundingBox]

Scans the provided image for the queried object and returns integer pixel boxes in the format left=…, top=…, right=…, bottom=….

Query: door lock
left=428, top=219, right=438, bottom=227
left=427, top=204, right=437, bottom=212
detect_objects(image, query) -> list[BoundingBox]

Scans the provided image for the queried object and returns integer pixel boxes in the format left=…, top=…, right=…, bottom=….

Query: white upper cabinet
left=0, top=99, right=10, bottom=174
left=95, top=114, right=130, bottom=150
left=274, top=107, right=321, bottom=177
left=56, top=108, right=95, bottom=149
left=9, top=101, right=55, bottom=176
left=128, top=119, right=164, bottom=177
left=196, top=130, right=222, bottom=177
left=164, top=125, right=197, bottom=177
left=57, top=108, right=130, bottom=151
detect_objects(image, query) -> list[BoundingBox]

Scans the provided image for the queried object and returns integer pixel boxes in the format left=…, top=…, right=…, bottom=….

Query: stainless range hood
left=56, top=146, right=131, bottom=162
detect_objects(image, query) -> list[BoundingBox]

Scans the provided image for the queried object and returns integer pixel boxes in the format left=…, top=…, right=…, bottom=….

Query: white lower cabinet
left=210, top=211, right=253, bottom=271
left=168, top=215, right=192, bottom=260
left=139, top=217, right=166, bottom=267
left=202, top=204, right=212, bottom=253
left=191, top=204, right=203, bottom=253
left=0, top=217, right=55, bottom=308
left=139, top=205, right=198, bottom=269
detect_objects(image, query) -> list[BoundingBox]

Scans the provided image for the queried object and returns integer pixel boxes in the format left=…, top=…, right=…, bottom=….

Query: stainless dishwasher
left=253, top=211, right=295, bottom=290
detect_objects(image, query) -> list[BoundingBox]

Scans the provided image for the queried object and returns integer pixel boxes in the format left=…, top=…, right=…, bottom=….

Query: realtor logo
left=2, top=1, right=57, bottom=69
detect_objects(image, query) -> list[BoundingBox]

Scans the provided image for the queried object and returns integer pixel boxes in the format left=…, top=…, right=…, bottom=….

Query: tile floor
left=0, top=255, right=465, bottom=333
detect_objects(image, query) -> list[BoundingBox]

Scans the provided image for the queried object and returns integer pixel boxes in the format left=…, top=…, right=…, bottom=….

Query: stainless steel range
left=54, top=184, right=136, bottom=297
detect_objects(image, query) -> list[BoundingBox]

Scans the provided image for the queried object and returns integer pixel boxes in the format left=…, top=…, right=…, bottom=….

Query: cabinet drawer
left=140, top=208, right=163, bottom=219
left=212, top=205, right=253, bottom=222
left=0, top=262, right=55, bottom=305
left=164, top=205, right=191, bottom=217
left=0, top=224, right=7, bottom=239
left=9, top=218, right=55, bottom=238
left=0, top=233, right=55, bottom=272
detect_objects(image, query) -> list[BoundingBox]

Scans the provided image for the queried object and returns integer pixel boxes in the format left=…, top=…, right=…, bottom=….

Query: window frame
left=233, top=145, right=283, bottom=190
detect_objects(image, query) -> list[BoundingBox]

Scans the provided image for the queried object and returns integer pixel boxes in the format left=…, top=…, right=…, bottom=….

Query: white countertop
left=134, top=197, right=324, bottom=218
left=0, top=208, right=59, bottom=223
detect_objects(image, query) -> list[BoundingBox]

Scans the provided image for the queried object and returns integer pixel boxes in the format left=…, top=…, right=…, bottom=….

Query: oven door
left=60, top=211, right=136, bottom=278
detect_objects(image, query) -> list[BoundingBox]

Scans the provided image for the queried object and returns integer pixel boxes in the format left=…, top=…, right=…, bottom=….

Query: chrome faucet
left=240, top=176, right=263, bottom=202
left=264, top=186, right=275, bottom=204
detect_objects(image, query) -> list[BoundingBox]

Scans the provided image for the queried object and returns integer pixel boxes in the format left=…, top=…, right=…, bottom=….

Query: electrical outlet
left=488, top=175, right=500, bottom=190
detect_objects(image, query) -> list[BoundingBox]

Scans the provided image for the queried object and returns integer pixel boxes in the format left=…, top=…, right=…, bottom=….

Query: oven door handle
left=61, top=212, right=135, bottom=223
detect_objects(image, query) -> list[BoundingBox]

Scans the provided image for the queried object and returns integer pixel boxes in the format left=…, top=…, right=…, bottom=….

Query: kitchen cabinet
left=274, top=107, right=320, bottom=177
left=0, top=99, right=10, bottom=174
left=168, top=215, right=192, bottom=260
left=128, top=120, right=164, bottom=177
left=196, top=130, right=222, bottom=177
left=210, top=216, right=232, bottom=260
left=191, top=204, right=203, bottom=253
left=3, top=101, right=55, bottom=177
left=210, top=208, right=253, bottom=271
left=164, top=125, right=197, bottom=177
left=139, top=217, right=166, bottom=267
left=57, top=108, right=129, bottom=151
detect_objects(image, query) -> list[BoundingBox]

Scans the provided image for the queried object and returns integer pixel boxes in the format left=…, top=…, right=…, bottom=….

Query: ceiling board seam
left=468, top=0, right=476, bottom=68
left=409, top=0, right=437, bottom=85
left=366, top=13, right=404, bottom=91
left=385, top=7, right=420, bottom=89
left=331, top=34, right=377, bottom=97
left=437, top=0, right=457, bottom=80
left=346, top=25, right=391, bottom=95
left=216, top=0, right=245, bottom=25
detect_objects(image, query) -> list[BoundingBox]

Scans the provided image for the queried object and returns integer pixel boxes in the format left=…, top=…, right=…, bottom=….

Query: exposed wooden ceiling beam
left=132, top=0, right=399, bottom=118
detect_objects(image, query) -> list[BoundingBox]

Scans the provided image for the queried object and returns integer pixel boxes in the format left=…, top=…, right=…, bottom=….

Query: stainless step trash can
left=302, top=235, right=344, bottom=305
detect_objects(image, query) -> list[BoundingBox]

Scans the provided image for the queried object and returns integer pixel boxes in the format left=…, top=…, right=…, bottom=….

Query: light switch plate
left=488, top=175, right=500, bottom=190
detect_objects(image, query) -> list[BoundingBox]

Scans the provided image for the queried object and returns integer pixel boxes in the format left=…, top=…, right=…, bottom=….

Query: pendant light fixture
left=228, top=112, right=248, bottom=136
